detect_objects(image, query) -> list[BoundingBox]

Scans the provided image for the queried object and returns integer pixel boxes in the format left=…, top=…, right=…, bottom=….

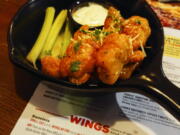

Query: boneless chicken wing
left=59, top=26, right=98, bottom=84
left=122, top=16, right=151, bottom=50
left=118, top=16, right=151, bottom=79
left=96, top=33, right=133, bottom=84
left=104, top=6, right=124, bottom=33
left=41, top=56, right=61, bottom=78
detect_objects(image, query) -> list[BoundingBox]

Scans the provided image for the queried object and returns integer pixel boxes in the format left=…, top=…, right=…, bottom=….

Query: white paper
left=11, top=82, right=180, bottom=135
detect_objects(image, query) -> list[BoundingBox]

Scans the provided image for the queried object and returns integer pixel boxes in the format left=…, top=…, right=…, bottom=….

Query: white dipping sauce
left=72, top=2, right=108, bottom=27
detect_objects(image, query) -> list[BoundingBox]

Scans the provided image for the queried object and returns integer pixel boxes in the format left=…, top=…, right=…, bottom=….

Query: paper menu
left=11, top=80, right=180, bottom=135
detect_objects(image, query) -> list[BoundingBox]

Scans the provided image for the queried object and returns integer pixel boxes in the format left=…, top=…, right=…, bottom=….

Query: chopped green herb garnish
left=116, top=27, right=121, bottom=32
left=135, top=20, right=141, bottom=24
left=74, top=42, right=81, bottom=52
left=80, top=29, right=90, bottom=34
left=114, top=18, right=120, bottom=23
left=92, top=29, right=101, bottom=40
left=70, top=61, right=81, bottom=72
left=94, top=29, right=101, bottom=35
left=103, top=31, right=112, bottom=36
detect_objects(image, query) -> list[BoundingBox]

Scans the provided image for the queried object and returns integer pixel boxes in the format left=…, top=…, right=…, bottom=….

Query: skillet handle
left=144, top=53, right=180, bottom=112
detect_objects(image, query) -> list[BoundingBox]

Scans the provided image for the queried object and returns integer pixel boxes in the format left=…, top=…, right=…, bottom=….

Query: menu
left=10, top=81, right=180, bottom=135
left=11, top=1, right=180, bottom=135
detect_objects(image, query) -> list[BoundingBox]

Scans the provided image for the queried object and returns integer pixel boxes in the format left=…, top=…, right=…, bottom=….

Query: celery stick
left=59, top=18, right=72, bottom=58
left=51, top=31, right=64, bottom=58
left=40, top=9, right=67, bottom=59
left=26, top=7, right=55, bottom=69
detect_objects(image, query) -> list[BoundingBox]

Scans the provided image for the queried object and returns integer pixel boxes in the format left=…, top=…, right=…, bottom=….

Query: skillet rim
left=8, top=0, right=165, bottom=91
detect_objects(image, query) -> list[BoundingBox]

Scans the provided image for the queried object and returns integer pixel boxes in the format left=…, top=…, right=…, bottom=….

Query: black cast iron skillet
left=8, top=0, right=180, bottom=114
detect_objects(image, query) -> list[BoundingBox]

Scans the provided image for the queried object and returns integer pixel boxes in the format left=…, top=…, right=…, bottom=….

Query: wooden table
left=0, top=0, right=40, bottom=134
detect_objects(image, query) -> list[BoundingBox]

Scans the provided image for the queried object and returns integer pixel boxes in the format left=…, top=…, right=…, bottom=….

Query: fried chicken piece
left=104, top=6, right=124, bottom=33
left=41, top=56, right=61, bottom=78
left=122, top=16, right=151, bottom=50
left=118, top=50, right=145, bottom=80
left=117, top=16, right=151, bottom=79
left=128, top=50, right=145, bottom=63
left=59, top=25, right=97, bottom=85
left=96, top=33, right=133, bottom=84
left=119, top=63, right=139, bottom=79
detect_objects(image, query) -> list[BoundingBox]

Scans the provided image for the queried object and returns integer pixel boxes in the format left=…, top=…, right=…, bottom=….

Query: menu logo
left=70, top=115, right=110, bottom=133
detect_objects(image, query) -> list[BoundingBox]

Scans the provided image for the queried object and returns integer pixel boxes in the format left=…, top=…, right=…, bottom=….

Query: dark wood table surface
left=0, top=0, right=179, bottom=134
left=0, top=0, right=41, bottom=134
